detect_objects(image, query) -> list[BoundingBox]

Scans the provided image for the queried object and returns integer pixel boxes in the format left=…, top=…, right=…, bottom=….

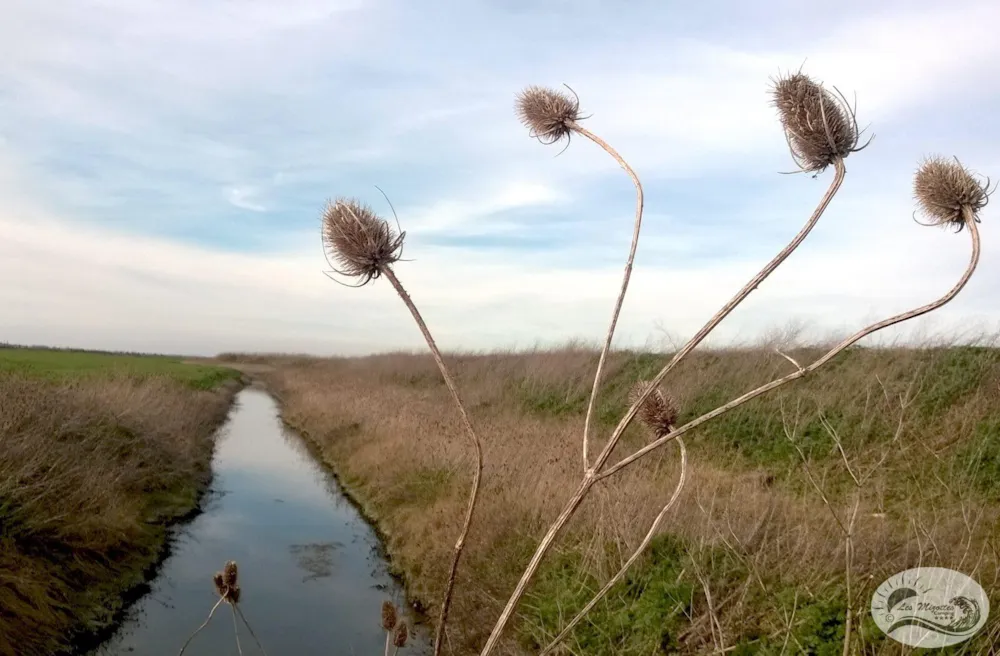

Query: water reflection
left=90, top=388, right=429, bottom=656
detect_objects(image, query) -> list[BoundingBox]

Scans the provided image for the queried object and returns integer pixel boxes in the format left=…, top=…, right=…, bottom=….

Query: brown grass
left=0, top=373, right=240, bottom=656
left=247, top=344, right=1000, bottom=654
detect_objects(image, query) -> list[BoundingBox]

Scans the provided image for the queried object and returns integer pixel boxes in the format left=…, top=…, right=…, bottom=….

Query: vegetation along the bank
left=238, top=344, right=1000, bottom=654
left=0, top=347, right=242, bottom=656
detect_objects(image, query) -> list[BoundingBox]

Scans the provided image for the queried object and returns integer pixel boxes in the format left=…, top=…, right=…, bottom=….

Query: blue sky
left=1, top=0, right=998, bottom=355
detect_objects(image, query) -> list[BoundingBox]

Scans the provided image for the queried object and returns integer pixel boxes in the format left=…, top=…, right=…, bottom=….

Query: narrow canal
left=91, top=387, right=430, bottom=655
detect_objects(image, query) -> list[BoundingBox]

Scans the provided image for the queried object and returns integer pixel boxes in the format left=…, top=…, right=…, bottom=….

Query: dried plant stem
left=385, top=631, right=393, bottom=656
left=570, top=121, right=644, bottom=471
left=231, top=604, right=244, bottom=655
left=233, top=603, right=269, bottom=656
left=785, top=411, right=863, bottom=656
left=178, top=597, right=224, bottom=656
left=479, top=158, right=848, bottom=655
left=380, top=266, right=484, bottom=656
left=539, top=437, right=687, bottom=654
left=843, top=494, right=860, bottom=656
left=602, top=213, right=979, bottom=479
left=592, top=157, right=847, bottom=475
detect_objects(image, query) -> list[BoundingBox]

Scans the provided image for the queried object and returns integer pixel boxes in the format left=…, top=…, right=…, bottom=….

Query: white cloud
left=226, top=186, right=267, bottom=212
left=402, top=181, right=570, bottom=234
left=2, top=178, right=996, bottom=356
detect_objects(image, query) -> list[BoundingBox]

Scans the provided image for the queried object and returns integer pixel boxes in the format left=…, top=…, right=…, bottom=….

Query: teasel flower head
left=223, top=560, right=239, bottom=588
left=516, top=85, right=583, bottom=146
left=381, top=600, right=398, bottom=631
left=322, top=197, right=405, bottom=286
left=393, top=621, right=409, bottom=648
left=213, top=571, right=226, bottom=597
left=629, top=381, right=679, bottom=437
left=914, top=156, right=991, bottom=232
left=772, top=71, right=867, bottom=173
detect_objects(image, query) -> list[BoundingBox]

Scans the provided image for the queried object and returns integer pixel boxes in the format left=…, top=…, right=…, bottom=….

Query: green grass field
left=0, top=347, right=241, bottom=389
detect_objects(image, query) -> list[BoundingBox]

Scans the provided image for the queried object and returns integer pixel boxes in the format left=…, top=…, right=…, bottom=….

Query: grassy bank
left=0, top=348, right=243, bottom=656
left=246, top=345, right=999, bottom=654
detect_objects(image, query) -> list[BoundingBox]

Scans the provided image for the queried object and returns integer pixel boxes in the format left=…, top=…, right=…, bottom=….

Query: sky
left=1, top=0, right=999, bottom=356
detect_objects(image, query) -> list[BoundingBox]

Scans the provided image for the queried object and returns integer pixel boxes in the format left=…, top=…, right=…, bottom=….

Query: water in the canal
left=90, top=387, right=430, bottom=655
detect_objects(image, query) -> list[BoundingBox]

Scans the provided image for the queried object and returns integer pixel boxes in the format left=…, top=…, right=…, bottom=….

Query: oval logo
left=871, top=567, right=990, bottom=648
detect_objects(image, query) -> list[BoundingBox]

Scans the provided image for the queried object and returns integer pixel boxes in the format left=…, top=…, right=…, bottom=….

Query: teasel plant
left=178, top=560, right=268, bottom=655
left=319, top=67, right=990, bottom=654
left=381, top=601, right=410, bottom=656
left=320, top=193, right=484, bottom=653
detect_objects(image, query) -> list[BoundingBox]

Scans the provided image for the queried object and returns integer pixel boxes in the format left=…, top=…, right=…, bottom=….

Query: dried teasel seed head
left=227, top=585, right=241, bottom=604
left=515, top=85, right=582, bottom=145
left=381, top=600, right=398, bottom=631
left=629, top=381, right=679, bottom=437
left=322, top=198, right=405, bottom=286
left=772, top=72, right=861, bottom=173
left=212, top=572, right=226, bottom=597
left=393, top=621, right=409, bottom=648
left=914, top=156, right=989, bottom=232
left=223, top=560, right=238, bottom=588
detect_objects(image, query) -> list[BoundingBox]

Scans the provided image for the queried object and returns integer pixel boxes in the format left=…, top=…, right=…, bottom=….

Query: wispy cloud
left=1, top=0, right=998, bottom=355
left=227, top=186, right=267, bottom=213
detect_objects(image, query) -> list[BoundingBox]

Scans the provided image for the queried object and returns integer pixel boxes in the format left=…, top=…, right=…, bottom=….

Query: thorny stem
left=570, top=121, right=645, bottom=472
left=479, top=157, right=848, bottom=656
left=380, top=266, right=484, bottom=656
left=178, top=597, right=224, bottom=655
left=600, top=214, right=980, bottom=479
left=539, top=436, right=688, bottom=654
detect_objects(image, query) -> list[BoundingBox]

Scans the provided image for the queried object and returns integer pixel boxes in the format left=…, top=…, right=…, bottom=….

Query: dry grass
left=0, top=370, right=241, bottom=656
left=245, top=344, right=1000, bottom=654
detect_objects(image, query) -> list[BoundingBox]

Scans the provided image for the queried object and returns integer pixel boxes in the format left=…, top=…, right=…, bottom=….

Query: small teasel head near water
left=212, top=571, right=226, bottom=597
left=321, top=198, right=406, bottom=286
left=211, top=560, right=242, bottom=604
left=771, top=70, right=867, bottom=173
left=914, top=156, right=991, bottom=232
left=629, top=381, right=679, bottom=438
left=393, top=621, right=409, bottom=648
left=381, top=600, right=398, bottom=631
left=223, top=560, right=239, bottom=588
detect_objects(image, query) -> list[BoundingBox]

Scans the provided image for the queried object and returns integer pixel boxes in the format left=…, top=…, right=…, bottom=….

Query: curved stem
left=570, top=121, right=644, bottom=472
left=380, top=266, right=485, bottom=656
left=600, top=216, right=980, bottom=480
left=178, top=597, right=224, bottom=655
left=478, top=158, right=847, bottom=655
left=540, top=436, right=688, bottom=655
left=592, top=157, right=847, bottom=475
